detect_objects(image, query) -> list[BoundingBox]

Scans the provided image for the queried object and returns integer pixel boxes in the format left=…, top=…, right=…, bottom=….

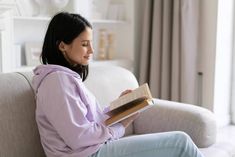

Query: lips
left=84, top=56, right=91, bottom=60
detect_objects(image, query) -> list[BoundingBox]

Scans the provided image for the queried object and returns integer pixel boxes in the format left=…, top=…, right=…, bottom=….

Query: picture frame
left=25, top=42, right=42, bottom=66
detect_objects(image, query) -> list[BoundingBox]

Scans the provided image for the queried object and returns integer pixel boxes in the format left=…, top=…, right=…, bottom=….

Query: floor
left=200, top=125, right=235, bottom=157
left=218, top=125, right=235, bottom=141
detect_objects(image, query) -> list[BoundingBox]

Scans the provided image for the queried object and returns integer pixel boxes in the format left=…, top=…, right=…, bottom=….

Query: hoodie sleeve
left=38, top=72, right=125, bottom=150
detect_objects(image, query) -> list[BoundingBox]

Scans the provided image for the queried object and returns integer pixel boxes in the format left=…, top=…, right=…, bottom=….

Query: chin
left=81, top=62, right=89, bottom=66
left=79, top=58, right=91, bottom=66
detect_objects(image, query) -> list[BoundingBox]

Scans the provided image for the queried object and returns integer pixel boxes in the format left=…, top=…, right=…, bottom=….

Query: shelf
left=13, top=17, right=49, bottom=44
left=13, top=66, right=35, bottom=72
left=13, top=16, right=51, bottom=21
left=13, top=59, right=133, bottom=73
left=91, top=59, right=133, bottom=72
left=91, top=19, right=126, bottom=24
left=0, top=0, right=135, bottom=73
left=13, top=16, right=127, bottom=25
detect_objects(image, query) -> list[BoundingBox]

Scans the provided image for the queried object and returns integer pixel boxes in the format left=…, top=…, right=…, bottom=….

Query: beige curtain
left=138, top=0, right=199, bottom=104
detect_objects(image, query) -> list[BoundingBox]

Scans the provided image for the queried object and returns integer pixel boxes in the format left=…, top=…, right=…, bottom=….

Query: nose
left=88, top=43, right=94, bottom=54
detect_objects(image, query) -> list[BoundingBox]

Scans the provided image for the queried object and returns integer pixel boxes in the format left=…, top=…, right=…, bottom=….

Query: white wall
left=214, top=0, right=234, bottom=126
left=198, top=0, right=235, bottom=126
left=194, top=0, right=235, bottom=127
left=232, top=1, right=235, bottom=124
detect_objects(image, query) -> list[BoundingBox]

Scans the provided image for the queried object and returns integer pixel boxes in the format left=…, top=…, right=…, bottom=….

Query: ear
left=58, top=41, right=67, bottom=52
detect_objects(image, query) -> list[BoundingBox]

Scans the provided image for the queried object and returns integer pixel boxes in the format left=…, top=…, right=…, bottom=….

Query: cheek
left=71, top=47, right=86, bottom=58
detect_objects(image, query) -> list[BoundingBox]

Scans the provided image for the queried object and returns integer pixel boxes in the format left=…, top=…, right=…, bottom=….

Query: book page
left=105, top=99, right=155, bottom=126
left=109, top=83, right=152, bottom=110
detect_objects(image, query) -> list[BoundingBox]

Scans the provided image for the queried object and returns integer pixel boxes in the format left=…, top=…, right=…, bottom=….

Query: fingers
left=128, top=112, right=140, bottom=121
left=120, top=112, right=140, bottom=128
left=120, top=89, right=133, bottom=97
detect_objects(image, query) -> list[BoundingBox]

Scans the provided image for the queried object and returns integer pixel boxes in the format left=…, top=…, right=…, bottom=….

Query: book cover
left=105, top=83, right=154, bottom=126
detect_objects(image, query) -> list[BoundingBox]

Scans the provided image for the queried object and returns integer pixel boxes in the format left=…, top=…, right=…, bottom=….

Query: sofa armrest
left=133, top=99, right=217, bottom=148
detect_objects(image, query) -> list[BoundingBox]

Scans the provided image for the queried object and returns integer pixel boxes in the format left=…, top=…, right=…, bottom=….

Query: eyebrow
left=81, top=40, right=92, bottom=42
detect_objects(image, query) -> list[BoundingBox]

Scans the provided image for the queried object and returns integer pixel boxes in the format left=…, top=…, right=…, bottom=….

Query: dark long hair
left=41, top=12, right=92, bottom=81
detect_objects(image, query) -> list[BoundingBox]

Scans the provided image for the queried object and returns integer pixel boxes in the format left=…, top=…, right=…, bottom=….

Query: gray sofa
left=0, top=65, right=231, bottom=157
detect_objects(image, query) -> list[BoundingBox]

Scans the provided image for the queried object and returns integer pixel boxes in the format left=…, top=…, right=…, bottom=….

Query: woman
left=32, top=12, right=204, bottom=157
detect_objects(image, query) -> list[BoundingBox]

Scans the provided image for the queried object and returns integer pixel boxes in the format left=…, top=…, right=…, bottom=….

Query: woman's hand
left=119, top=89, right=132, bottom=97
left=120, top=113, right=139, bottom=128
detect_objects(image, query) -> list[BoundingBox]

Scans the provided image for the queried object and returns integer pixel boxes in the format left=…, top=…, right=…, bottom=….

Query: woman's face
left=60, top=27, right=94, bottom=66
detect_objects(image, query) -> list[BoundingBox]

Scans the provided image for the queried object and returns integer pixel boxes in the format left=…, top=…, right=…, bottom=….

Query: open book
left=105, top=83, right=155, bottom=126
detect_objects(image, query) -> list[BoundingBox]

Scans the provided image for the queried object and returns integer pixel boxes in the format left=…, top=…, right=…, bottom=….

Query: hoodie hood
left=32, top=64, right=80, bottom=93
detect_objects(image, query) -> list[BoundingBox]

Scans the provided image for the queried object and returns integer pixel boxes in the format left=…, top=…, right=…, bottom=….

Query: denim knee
left=173, top=131, right=192, bottom=144
left=174, top=131, right=190, bottom=139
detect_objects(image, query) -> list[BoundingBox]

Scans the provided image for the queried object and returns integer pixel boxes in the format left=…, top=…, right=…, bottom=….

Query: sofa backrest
left=0, top=72, right=45, bottom=157
left=85, top=65, right=139, bottom=108
left=0, top=65, right=139, bottom=157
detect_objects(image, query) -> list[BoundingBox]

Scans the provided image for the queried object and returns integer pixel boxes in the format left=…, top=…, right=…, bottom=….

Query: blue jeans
left=91, top=131, right=204, bottom=157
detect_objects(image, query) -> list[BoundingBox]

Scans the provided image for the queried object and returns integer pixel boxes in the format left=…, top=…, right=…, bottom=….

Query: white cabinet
left=0, top=9, right=14, bottom=72
left=0, top=0, right=135, bottom=73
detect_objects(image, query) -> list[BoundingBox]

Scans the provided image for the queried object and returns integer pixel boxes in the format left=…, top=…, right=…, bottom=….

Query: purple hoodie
left=32, top=64, right=125, bottom=157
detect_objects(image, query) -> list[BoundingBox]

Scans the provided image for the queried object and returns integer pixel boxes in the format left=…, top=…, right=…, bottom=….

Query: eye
left=82, top=41, right=89, bottom=47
